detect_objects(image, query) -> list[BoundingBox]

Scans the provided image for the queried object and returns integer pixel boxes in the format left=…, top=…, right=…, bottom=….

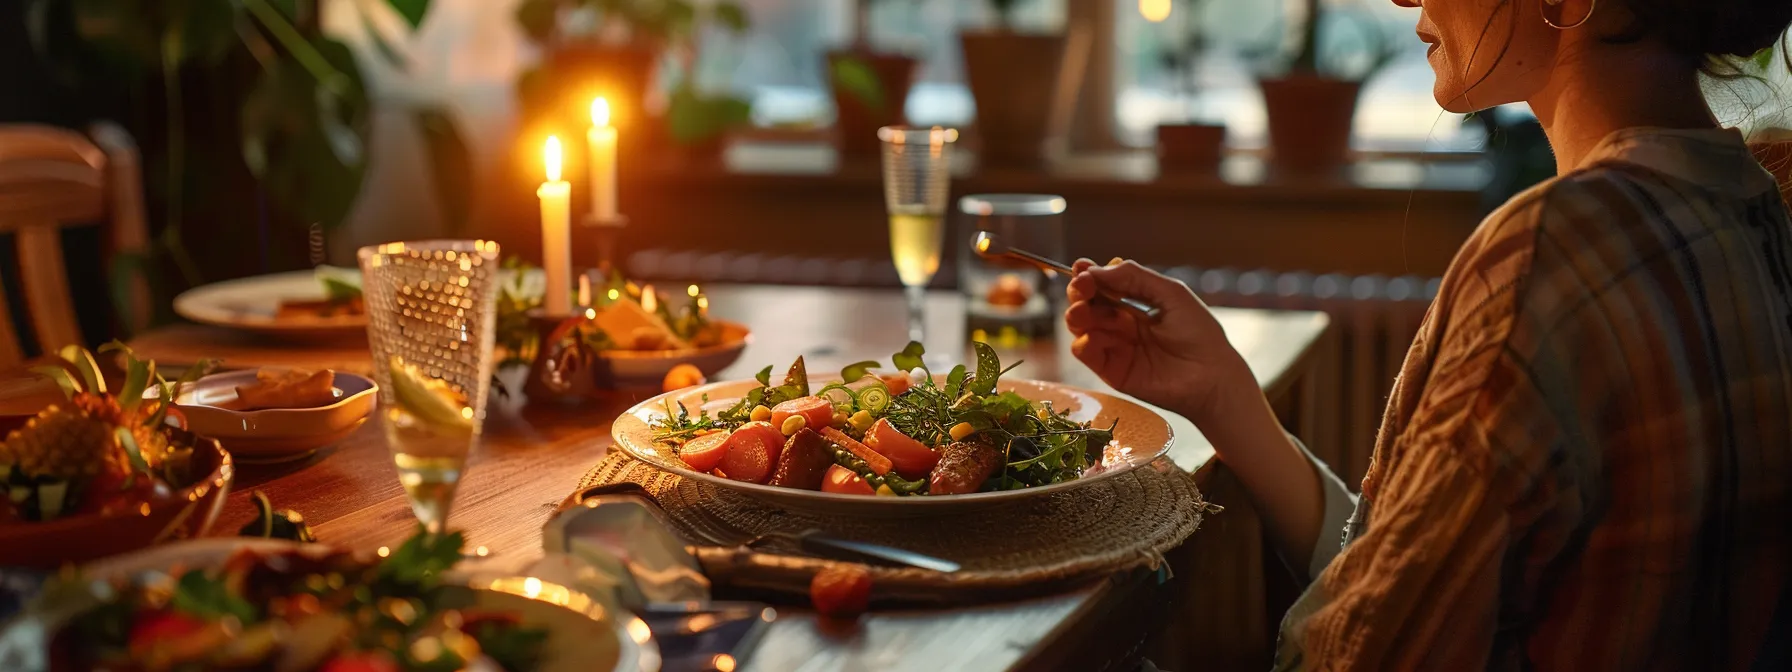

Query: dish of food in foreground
left=41, top=529, right=559, bottom=671
left=650, top=342, right=1124, bottom=497
left=1, top=345, right=211, bottom=524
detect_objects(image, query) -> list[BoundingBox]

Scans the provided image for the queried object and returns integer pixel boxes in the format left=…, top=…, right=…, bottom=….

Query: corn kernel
left=949, top=422, right=975, bottom=441
left=849, top=410, right=874, bottom=431
left=875, top=484, right=896, bottom=496
left=780, top=415, right=807, bottom=436
left=750, top=405, right=772, bottom=422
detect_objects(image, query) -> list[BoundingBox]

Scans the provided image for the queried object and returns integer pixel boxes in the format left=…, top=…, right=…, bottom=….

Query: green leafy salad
left=650, top=341, right=1117, bottom=496
left=51, top=527, right=549, bottom=672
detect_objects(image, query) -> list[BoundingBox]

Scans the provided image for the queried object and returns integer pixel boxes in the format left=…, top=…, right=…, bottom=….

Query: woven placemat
left=573, top=451, right=1219, bottom=604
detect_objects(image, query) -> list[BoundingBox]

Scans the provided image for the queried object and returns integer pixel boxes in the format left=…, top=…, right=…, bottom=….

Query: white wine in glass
left=879, top=126, right=958, bottom=344
left=359, top=240, right=501, bottom=536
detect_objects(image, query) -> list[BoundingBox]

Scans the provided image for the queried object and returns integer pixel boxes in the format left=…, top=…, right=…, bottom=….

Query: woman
left=1066, top=0, right=1792, bottom=668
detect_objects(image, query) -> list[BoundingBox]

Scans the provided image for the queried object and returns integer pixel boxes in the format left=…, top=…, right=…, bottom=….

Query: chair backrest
left=0, top=123, right=151, bottom=368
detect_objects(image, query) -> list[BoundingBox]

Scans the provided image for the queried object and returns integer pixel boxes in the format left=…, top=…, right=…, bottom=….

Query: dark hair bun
left=1624, top=0, right=1792, bottom=59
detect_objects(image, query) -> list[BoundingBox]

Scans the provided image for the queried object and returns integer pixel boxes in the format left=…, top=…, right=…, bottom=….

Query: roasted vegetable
left=769, top=428, right=834, bottom=490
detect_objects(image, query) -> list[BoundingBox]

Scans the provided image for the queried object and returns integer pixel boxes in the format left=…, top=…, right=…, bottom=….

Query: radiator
left=626, top=249, right=1437, bottom=487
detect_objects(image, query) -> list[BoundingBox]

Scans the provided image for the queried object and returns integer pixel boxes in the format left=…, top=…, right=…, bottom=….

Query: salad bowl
left=0, top=538, right=658, bottom=672
left=612, top=376, right=1175, bottom=517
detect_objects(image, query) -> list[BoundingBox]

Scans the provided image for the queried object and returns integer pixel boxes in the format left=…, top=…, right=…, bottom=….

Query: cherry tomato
left=865, top=419, right=940, bottom=479
left=809, top=564, right=872, bottom=619
left=127, top=609, right=208, bottom=656
left=820, top=464, right=875, bottom=496
left=717, top=422, right=786, bottom=484
left=770, top=396, right=835, bottom=434
left=678, top=431, right=732, bottom=472
left=318, top=651, right=401, bottom=672
left=879, top=374, right=912, bottom=397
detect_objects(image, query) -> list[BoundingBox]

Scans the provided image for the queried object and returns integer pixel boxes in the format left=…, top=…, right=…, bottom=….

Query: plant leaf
left=754, top=365, right=773, bottom=387
left=29, top=365, right=79, bottom=399
left=891, top=341, right=927, bottom=376
left=1753, top=46, right=1776, bottom=72
left=384, top=0, right=431, bottom=29
left=710, top=1, right=749, bottom=32
left=969, top=341, right=1002, bottom=396
left=944, top=364, right=968, bottom=398
left=413, top=107, right=474, bottom=235
left=377, top=525, right=466, bottom=587
left=116, top=352, right=154, bottom=416
left=666, top=84, right=752, bottom=145
left=58, top=345, right=105, bottom=396
left=830, top=56, right=886, bottom=111
left=840, top=360, right=881, bottom=383
left=171, top=569, right=258, bottom=622
left=240, top=39, right=371, bottom=231
left=783, top=356, right=809, bottom=396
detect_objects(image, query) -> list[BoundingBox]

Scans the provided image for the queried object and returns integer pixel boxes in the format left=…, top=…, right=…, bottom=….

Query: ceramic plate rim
left=612, top=377, right=1175, bottom=507
left=173, top=270, right=366, bottom=332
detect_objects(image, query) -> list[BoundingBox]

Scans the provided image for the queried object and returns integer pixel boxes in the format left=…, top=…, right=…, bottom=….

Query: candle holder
left=583, top=214, right=630, bottom=278
left=522, top=310, right=603, bottom=404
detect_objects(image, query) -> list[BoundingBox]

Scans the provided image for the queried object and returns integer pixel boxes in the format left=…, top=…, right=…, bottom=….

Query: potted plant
left=1254, top=0, right=1399, bottom=175
left=1153, top=0, right=1227, bottom=173
left=24, top=0, right=467, bottom=310
left=514, top=0, right=751, bottom=158
left=960, top=0, right=1070, bottom=167
left=827, top=0, right=920, bottom=158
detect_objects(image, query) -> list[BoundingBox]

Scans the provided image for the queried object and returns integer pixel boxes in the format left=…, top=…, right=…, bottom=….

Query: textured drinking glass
left=358, top=240, right=501, bottom=534
left=957, top=194, right=1067, bottom=332
left=879, top=125, right=959, bottom=343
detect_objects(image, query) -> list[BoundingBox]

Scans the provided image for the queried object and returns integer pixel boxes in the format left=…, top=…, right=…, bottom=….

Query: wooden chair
left=0, top=123, right=151, bottom=368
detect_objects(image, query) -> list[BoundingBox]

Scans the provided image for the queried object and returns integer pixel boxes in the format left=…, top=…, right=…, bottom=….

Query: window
left=726, top=0, right=1483, bottom=153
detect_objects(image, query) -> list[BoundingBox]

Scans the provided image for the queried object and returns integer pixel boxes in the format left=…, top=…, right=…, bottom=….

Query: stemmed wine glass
left=358, top=240, right=501, bottom=534
left=878, top=125, right=959, bottom=344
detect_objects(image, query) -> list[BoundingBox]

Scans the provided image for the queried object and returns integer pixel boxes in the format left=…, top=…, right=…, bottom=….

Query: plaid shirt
left=1276, top=128, right=1792, bottom=670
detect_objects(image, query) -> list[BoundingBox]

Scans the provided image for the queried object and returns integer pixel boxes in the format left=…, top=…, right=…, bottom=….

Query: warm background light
left=544, top=135, right=563, bottom=182
left=1140, top=0, right=1171, bottom=22
left=591, top=97, right=611, bottom=127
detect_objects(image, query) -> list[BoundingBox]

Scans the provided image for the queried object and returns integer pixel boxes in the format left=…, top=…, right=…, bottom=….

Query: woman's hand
left=1064, top=260, right=1254, bottom=426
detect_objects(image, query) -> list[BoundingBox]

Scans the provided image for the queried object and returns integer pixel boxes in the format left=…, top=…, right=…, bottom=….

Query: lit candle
left=641, top=284, right=657, bottom=313
left=587, top=97, right=618, bottom=221
left=577, top=274, right=591, bottom=308
left=538, top=136, right=572, bottom=315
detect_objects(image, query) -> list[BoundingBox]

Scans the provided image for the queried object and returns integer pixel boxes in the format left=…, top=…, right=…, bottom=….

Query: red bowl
left=0, top=437, right=235, bottom=569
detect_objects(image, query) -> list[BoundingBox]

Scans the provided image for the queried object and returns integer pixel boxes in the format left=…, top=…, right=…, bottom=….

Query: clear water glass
left=358, top=240, right=501, bottom=534
left=878, top=125, right=959, bottom=343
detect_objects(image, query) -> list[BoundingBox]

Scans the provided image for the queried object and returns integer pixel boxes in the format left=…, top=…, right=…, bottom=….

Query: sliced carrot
left=818, top=426, right=893, bottom=477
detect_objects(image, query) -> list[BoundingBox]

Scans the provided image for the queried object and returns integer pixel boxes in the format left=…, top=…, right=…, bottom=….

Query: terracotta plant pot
left=826, top=50, right=919, bottom=158
left=1156, top=123, right=1227, bottom=173
left=519, top=42, right=661, bottom=149
left=960, top=30, right=1068, bottom=168
left=1259, top=74, right=1362, bottom=175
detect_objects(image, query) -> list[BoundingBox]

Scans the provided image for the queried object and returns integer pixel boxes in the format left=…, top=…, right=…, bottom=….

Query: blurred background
left=1, top=0, right=1785, bottom=484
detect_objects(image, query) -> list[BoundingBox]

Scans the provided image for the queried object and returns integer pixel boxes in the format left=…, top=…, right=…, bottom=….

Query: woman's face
left=1394, top=0, right=1564, bottom=112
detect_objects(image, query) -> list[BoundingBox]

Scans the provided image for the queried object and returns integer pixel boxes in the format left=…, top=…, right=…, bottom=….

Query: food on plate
left=493, top=260, right=728, bottom=366
left=49, top=528, right=550, bottom=672
left=277, top=267, right=365, bottom=319
left=0, top=345, right=211, bottom=523
left=768, top=428, right=834, bottom=490
left=985, top=274, right=1034, bottom=308
left=232, top=368, right=338, bottom=411
left=650, top=341, right=1118, bottom=497
left=809, top=564, right=872, bottom=619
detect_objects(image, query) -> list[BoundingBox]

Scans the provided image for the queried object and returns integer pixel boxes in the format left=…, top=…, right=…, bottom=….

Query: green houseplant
left=1153, top=0, right=1227, bottom=172
left=827, top=0, right=920, bottom=158
left=960, top=0, right=1076, bottom=167
left=514, top=0, right=752, bottom=159
left=24, top=0, right=468, bottom=319
left=1255, top=0, right=1400, bottom=174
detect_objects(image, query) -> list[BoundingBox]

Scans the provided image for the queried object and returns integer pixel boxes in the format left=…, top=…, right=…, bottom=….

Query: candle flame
left=544, top=136, right=563, bottom=182
left=1140, top=0, right=1171, bottom=22
left=591, top=97, right=611, bottom=127
left=687, top=284, right=700, bottom=297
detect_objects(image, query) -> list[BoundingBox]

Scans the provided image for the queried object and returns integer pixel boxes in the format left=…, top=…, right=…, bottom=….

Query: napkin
left=533, top=496, right=712, bottom=609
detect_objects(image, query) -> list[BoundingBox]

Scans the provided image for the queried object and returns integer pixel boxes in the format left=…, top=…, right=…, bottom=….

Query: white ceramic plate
left=0, top=539, right=658, bottom=672
left=173, top=270, right=366, bottom=341
left=170, top=370, right=378, bottom=463
left=612, top=378, right=1175, bottom=516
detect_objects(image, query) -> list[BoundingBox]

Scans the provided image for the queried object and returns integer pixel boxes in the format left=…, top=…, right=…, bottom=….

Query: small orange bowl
left=0, top=435, right=234, bottom=570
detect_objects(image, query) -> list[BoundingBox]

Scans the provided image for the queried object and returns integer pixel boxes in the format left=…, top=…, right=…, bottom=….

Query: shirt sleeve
left=1290, top=434, right=1358, bottom=582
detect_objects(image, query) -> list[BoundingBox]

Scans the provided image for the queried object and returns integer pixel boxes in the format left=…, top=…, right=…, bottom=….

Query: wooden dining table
left=125, top=283, right=1331, bottom=672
